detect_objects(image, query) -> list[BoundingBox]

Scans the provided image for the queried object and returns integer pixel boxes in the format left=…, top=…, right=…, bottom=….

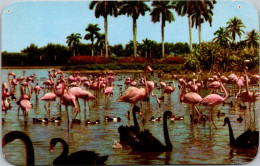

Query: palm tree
left=96, top=33, right=106, bottom=56
left=141, top=38, right=154, bottom=59
left=151, top=1, right=175, bottom=58
left=245, top=29, right=259, bottom=48
left=89, top=1, right=118, bottom=58
left=226, top=16, right=246, bottom=44
left=175, top=0, right=197, bottom=51
left=66, top=33, right=82, bottom=57
left=84, top=24, right=101, bottom=56
left=192, top=0, right=216, bottom=44
left=213, top=27, right=231, bottom=47
left=119, top=1, right=150, bottom=57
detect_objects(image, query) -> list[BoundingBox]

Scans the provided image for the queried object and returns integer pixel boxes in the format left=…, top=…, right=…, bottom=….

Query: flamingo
left=199, top=75, right=228, bottom=129
left=40, top=84, right=57, bottom=115
left=117, top=66, right=155, bottom=107
left=179, top=79, right=202, bottom=119
left=235, top=75, right=245, bottom=99
left=2, top=72, right=16, bottom=111
left=104, top=82, right=114, bottom=101
left=68, top=87, right=96, bottom=116
left=240, top=60, right=259, bottom=117
left=34, top=83, right=41, bottom=100
left=20, top=99, right=32, bottom=121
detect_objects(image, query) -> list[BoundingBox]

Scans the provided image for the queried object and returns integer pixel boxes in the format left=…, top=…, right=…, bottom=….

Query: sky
left=1, top=0, right=259, bottom=52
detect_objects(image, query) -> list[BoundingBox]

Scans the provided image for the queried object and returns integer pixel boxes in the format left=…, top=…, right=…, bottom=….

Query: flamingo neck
left=220, top=80, right=228, bottom=101
left=7, top=74, right=13, bottom=95
left=180, top=83, right=186, bottom=102
left=244, top=68, right=250, bottom=92
left=143, top=70, right=149, bottom=95
left=163, top=112, right=172, bottom=151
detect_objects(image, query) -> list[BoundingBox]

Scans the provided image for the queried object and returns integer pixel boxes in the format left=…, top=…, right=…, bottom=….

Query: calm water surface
left=1, top=69, right=259, bottom=165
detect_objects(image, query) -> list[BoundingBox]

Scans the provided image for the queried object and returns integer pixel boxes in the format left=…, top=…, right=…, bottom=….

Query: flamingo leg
left=210, top=108, right=217, bottom=129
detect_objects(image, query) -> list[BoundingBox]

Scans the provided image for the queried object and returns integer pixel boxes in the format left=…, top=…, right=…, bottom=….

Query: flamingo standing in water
left=68, top=87, right=96, bottom=117
left=2, top=72, right=16, bottom=111
left=240, top=60, right=259, bottom=117
left=117, top=66, right=156, bottom=107
left=179, top=79, right=202, bottom=119
left=40, top=84, right=57, bottom=115
left=199, top=75, right=229, bottom=129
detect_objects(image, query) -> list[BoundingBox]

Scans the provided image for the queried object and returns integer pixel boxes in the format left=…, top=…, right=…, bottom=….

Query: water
left=1, top=69, right=259, bottom=165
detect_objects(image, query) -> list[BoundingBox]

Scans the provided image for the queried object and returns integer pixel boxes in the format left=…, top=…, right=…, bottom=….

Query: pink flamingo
left=240, top=60, right=259, bottom=116
left=161, top=79, right=176, bottom=102
left=199, top=76, right=228, bottom=129
left=40, top=84, right=57, bottom=115
left=19, top=99, right=32, bottom=122
left=68, top=87, right=96, bottom=116
left=179, top=79, right=202, bottom=119
left=17, top=85, right=32, bottom=116
left=235, top=76, right=245, bottom=99
left=2, top=72, right=16, bottom=112
left=34, top=83, right=41, bottom=100
left=117, top=66, right=155, bottom=107
left=104, top=82, right=114, bottom=101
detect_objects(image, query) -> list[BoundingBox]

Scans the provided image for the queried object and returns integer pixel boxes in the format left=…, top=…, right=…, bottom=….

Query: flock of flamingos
left=1, top=60, right=260, bottom=165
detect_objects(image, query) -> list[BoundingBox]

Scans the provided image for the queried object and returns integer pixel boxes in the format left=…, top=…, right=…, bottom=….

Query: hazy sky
left=1, top=0, right=259, bottom=52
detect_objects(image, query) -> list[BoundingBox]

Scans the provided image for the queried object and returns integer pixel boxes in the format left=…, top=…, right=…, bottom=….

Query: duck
left=239, top=104, right=247, bottom=110
left=150, top=116, right=161, bottom=122
left=51, top=117, right=61, bottom=123
left=237, top=115, right=243, bottom=123
left=71, top=119, right=81, bottom=123
left=217, top=111, right=226, bottom=118
left=223, top=117, right=259, bottom=148
left=112, top=141, right=123, bottom=149
left=222, top=101, right=233, bottom=107
left=170, top=115, right=184, bottom=121
left=85, top=119, right=100, bottom=125
left=105, top=116, right=121, bottom=122
left=33, top=118, right=48, bottom=123
left=50, top=138, right=108, bottom=165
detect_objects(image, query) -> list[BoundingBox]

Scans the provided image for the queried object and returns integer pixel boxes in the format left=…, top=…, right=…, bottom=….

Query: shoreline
left=2, top=66, right=259, bottom=75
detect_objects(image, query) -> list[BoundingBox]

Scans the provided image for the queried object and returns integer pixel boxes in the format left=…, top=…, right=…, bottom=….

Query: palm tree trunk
left=161, top=16, right=165, bottom=59
left=188, top=15, right=193, bottom=51
left=104, top=16, right=108, bottom=58
left=198, top=23, right=202, bottom=44
left=91, top=43, right=94, bottom=56
left=133, top=18, right=137, bottom=58
left=74, top=47, right=76, bottom=57
left=101, top=48, right=103, bottom=57
left=145, top=51, right=147, bottom=59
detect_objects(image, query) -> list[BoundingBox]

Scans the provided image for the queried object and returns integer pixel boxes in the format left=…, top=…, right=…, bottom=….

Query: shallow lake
left=1, top=69, right=259, bottom=165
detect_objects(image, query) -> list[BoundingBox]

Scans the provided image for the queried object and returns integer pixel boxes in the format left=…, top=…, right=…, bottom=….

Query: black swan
left=2, top=131, right=35, bottom=165
left=118, top=106, right=142, bottom=143
left=128, top=110, right=173, bottom=152
left=223, top=117, right=259, bottom=148
left=50, top=138, right=108, bottom=165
